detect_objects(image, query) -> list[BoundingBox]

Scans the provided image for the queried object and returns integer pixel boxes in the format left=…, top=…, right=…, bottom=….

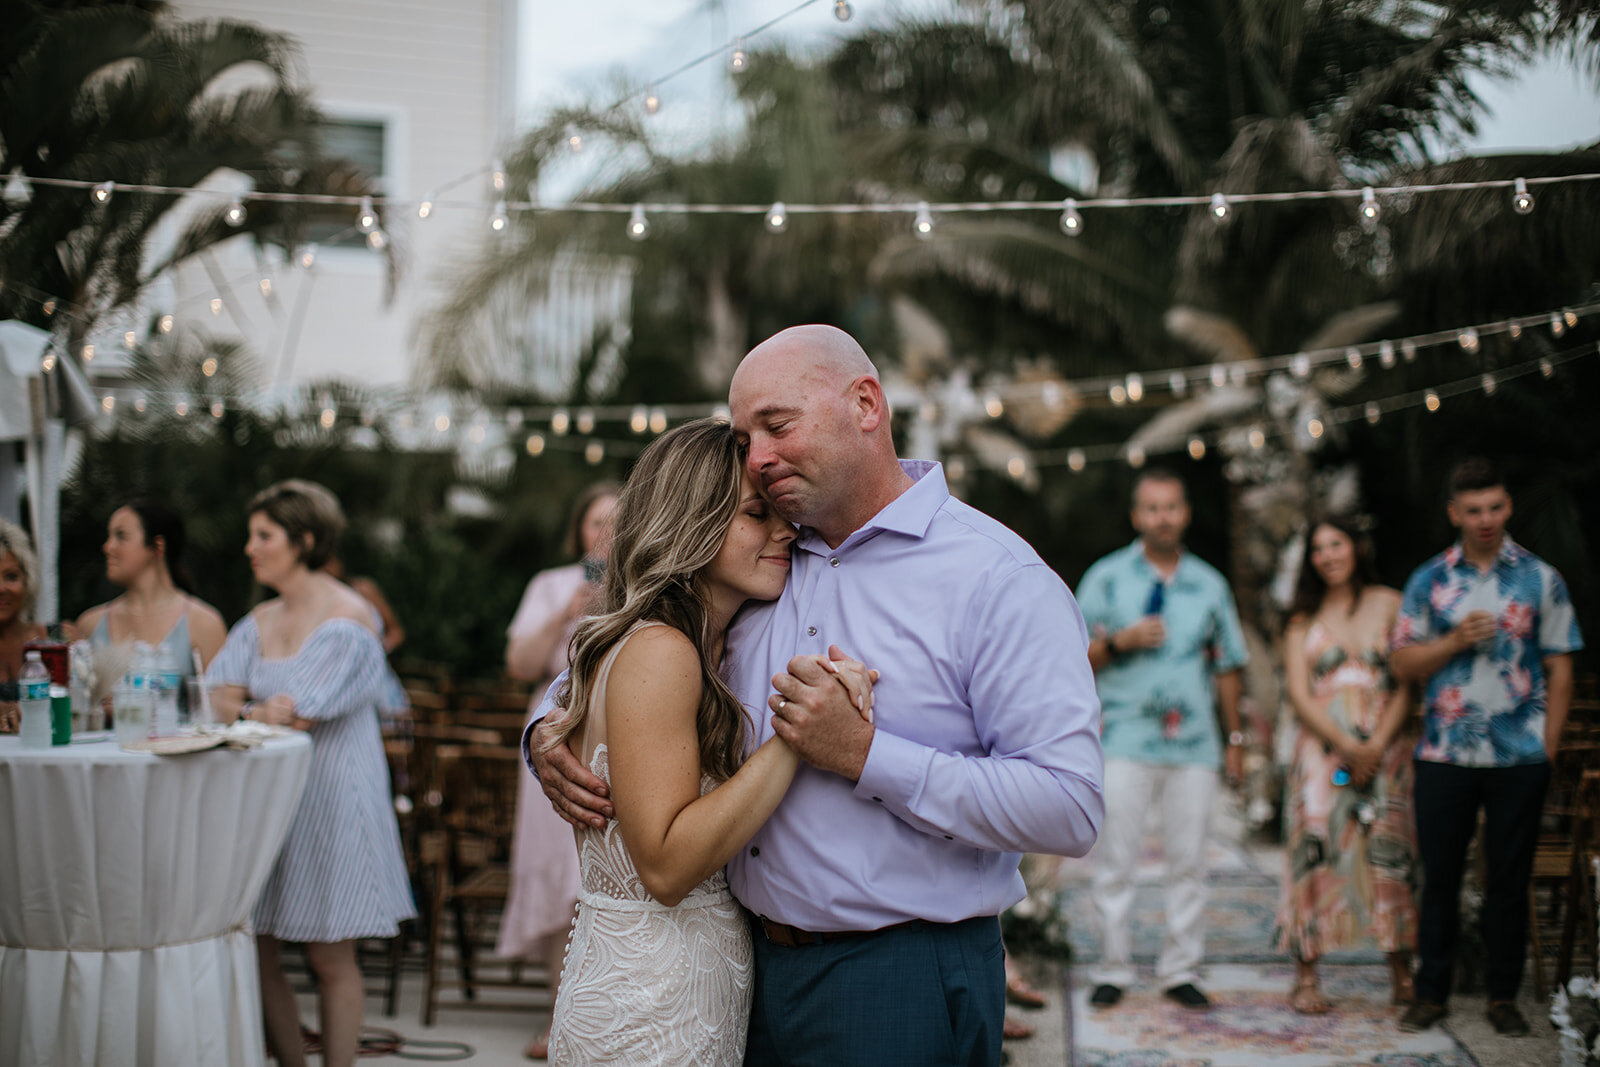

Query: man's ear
left=854, top=376, right=888, bottom=433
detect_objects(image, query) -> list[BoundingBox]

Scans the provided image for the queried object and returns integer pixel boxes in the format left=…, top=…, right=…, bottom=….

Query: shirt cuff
left=853, top=728, right=928, bottom=814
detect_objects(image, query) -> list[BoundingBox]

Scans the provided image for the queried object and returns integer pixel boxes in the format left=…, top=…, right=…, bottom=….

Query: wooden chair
left=1528, top=739, right=1600, bottom=996
left=454, top=710, right=530, bottom=747
left=420, top=743, right=552, bottom=1025
left=1556, top=768, right=1600, bottom=986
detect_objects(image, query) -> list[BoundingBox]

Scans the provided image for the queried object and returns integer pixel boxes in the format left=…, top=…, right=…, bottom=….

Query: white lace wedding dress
left=547, top=626, right=753, bottom=1066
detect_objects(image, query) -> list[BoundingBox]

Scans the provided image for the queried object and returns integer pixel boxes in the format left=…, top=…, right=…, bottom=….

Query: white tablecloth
left=0, top=733, right=311, bottom=1067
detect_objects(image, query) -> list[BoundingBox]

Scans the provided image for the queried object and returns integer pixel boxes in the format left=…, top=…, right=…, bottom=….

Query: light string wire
left=10, top=169, right=1599, bottom=217
left=73, top=298, right=1598, bottom=414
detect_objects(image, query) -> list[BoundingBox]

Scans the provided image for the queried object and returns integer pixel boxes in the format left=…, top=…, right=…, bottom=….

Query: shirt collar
left=1123, top=538, right=1192, bottom=583
left=795, top=460, right=946, bottom=555
left=1445, top=536, right=1525, bottom=573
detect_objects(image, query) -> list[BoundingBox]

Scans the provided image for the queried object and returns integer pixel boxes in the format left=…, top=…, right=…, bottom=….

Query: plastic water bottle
left=18, top=650, right=52, bottom=749
left=130, top=642, right=178, bottom=737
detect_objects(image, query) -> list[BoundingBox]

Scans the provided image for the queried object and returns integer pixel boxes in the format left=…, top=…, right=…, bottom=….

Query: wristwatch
left=1227, top=730, right=1246, bottom=747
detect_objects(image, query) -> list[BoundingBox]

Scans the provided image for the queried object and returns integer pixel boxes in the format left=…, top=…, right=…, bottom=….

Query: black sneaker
left=1164, top=983, right=1211, bottom=1011
left=1485, top=1001, right=1529, bottom=1036
left=1088, top=983, right=1123, bottom=1008
left=1398, top=1000, right=1448, bottom=1032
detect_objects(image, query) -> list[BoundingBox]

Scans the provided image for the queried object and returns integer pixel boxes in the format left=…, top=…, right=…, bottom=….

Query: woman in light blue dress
left=207, top=480, right=414, bottom=1067
left=75, top=500, right=227, bottom=703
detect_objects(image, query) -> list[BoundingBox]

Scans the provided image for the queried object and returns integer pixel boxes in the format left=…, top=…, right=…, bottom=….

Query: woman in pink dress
left=498, top=483, right=618, bottom=1060
left=1276, top=515, right=1419, bottom=1014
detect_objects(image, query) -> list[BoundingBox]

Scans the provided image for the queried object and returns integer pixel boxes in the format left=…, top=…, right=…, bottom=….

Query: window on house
left=305, top=117, right=388, bottom=249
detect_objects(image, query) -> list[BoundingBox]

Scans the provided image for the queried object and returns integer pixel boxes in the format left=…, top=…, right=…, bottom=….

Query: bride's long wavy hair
left=543, top=418, right=751, bottom=782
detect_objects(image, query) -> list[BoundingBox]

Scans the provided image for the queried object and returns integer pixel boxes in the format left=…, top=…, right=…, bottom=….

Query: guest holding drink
left=499, top=481, right=618, bottom=1060
left=206, top=480, right=415, bottom=1067
left=75, top=500, right=227, bottom=698
left=1276, top=516, right=1418, bottom=1013
left=0, top=519, right=47, bottom=732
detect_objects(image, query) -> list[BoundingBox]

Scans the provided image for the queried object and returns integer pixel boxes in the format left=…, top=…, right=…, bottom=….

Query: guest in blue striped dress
left=207, top=479, right=415, bottom=1067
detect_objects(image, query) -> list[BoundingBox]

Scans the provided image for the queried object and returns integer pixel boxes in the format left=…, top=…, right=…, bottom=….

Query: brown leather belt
left=755, top=914, right=922, bottom=948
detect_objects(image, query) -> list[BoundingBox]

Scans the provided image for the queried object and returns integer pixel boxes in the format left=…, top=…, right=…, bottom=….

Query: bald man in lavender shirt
left=527, top=325, right=1103, bottom=1066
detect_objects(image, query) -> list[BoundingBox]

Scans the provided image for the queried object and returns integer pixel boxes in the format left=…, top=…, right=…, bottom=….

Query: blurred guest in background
left=206, top=480, right=414, bottom=1067
left=500, top=481, right=618, bottom=1060
left=75, top=500, right=226, bottom=695
left=0, top=519, right=46, bottom=732
left=1276, top=516, right=1417, bottom=1014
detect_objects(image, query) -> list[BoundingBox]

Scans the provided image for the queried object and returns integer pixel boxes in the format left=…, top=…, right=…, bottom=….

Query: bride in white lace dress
left=536, top=419, right=873, bottom=1066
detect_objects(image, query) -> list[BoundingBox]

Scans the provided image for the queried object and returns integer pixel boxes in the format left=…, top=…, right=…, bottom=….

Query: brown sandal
left=1006, top=974, right=1048, bottom=1009
left=1002, top=1016, right=1036, bottom=1040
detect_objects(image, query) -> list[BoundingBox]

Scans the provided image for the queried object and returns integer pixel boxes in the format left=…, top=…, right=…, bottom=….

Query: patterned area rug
left=1065, top=963, right=1480, bottom=1067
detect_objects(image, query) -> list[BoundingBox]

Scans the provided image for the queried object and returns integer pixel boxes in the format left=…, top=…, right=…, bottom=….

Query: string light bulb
left=158, top=314, right=173, bottom=333
left=102, top=395, right=115, bottom=414
left=1210, top=365, right=1227, bottom=388
left=1248, top=427, right=1266, bottom=450
left=525, top=433, right=546, bottom=456
left=649, top=408, right=668, bottom=434
left=123, top=331, right=136, bottom=349
left=913, top=202, right=934, bottom=239
left=627, top=204, right=649, bottom=240
left=357, top=195, right=377, bottom=233
left=1458, top=328, right=1480, bottom=353
left=1379, top=340, right=1396, bottom=368
left=1345, top=347, right=1363, bottom=369
left=366, top=228, right=388, bottom=250
left=174, top=402, right=188, bottom=418
left=1059, top=198, right=1083, bottom=236
left=576, top=410, right=596, bottom=435
left=201, top=357, right=217, bottom=377
left=418, top=193, right=435, bottom=219
left=585, top=441, right=605, bottom=465
left=1307, top=417, right=1324, bottom=439
left=1402, top=339, right=1418, bottom=362
left=1125, top=373, right=1144, bottom=402
left=1549, top=313, right=1565, bottom=338
left=551, top=410, right=570, bottom=435
left=299, top=244, right=318, bottom=269
left=1187, top=437, right=1206, bottom=460
left=40, top=351, right=56, bottom=373
left=491, top=159, right=506, bottom=192
left=834, top=0, right=852, bottom=20
left=1424, top=390, right=1441, bottom=412
left=210, top=297, right=222, bottom=316
left=630, top=406, right=649, bottom=433
left=1108, top=384, right=1127, bottom=405
left=1508, top=321, right=1523, bottom=340
left=491, top=200, right=509, bottom=232
left=1007, top=455, right=1027, bottom=480
left=984, top=394, right=1004, bottom=418
left=41, top=299, right=55, bottom=316
left=1067, top=449, right=1087, bottom=472
left=210, top=401, right=225, bottom=419
left=644, top=87, right=661, bottom=115
left=1127, top=445, right=1147, bottom=469
left=92, top=180, right=113, bottom=204
left=1511, top=177, right=1534, bottom=216
left=224, top=197, right=246, bottom=227
left=1481, top=373, right=1497, bottom=395
left=1365, top=402, right=1381, bottom=425
left=1168, top=372, right=1188, bottom=396
left=765, top=201, right=788, bottom=233
left=730, top=40, right=748, bottom=72
left=1359, top=186, right=1380, bottom=226
left=565, top=126, right=583, bottom=153
left=1209, top=192, right=1229, bottom=223
left=258, top=277, right=272, bottom=296
left=1564, top=309, right=1578, bottom=328
left=1540, top=358, right=1555, bottom=378
left=1290, top=353, right=1311, bottom=378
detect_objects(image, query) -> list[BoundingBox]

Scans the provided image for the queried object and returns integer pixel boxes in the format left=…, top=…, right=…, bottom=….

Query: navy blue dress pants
left=743, top=914, right=1005, bottom=1067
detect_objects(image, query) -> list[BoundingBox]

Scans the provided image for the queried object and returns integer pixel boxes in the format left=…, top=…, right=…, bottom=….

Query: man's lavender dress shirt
left=724, top=461, right=1102, bottom=931
left=525, top=461, right=1103, bottom=932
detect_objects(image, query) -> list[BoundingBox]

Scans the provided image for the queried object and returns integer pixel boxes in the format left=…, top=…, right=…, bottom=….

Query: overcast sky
left=516, top=0, right=1600, bottom=162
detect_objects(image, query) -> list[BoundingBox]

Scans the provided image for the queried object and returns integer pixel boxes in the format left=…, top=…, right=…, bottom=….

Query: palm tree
left=0, top=0, right=389, bottom=386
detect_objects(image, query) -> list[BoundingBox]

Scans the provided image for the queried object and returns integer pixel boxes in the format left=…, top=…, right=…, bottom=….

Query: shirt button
left=807, top=626, right=818, bottom=637
left=871, top=796, right=883, bottom=803
left=750, top=846, right=759, bottom=857
left=830, top=557, right=840, bottom=567
left=944, top=835, right=953, bottom=840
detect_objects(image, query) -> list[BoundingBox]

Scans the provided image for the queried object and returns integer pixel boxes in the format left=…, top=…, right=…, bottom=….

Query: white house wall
left=167, top=0, right=512, bottom=389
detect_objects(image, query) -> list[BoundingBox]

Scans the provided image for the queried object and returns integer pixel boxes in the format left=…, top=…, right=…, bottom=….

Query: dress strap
left=581, top=621, right=670, bottom=764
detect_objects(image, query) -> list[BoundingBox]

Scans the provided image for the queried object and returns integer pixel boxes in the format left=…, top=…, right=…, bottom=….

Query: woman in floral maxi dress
left=1276, top=516, right=1419, bottom=1013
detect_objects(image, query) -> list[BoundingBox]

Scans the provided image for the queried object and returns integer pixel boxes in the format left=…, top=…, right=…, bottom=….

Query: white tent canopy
left=0, top=319, right=96, bottom=624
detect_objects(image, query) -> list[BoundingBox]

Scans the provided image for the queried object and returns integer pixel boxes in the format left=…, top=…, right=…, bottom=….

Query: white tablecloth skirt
left=0, top=734, right=311, bottom=1067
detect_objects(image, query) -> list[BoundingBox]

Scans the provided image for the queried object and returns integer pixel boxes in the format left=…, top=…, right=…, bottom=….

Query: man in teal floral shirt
left=1076, top=470, right=1248, bottom=1012
left=1391, top=457, right=1582, bottom=1037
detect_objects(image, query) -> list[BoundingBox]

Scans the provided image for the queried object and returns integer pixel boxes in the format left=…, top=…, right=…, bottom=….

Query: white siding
left=164, top=0, right=512, bottom=388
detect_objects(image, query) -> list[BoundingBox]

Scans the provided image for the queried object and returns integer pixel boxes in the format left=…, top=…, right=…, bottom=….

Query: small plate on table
left=120, top=734, right=227, bottom=756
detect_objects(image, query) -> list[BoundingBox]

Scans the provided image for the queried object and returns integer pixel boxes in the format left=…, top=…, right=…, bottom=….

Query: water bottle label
left=21, top=680, right=50, bottom=701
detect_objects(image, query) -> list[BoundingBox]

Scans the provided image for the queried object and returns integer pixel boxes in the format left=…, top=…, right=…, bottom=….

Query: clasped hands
left=534, top=645, right=878, bottom=830
left=245, top=693, right=313, bottom=731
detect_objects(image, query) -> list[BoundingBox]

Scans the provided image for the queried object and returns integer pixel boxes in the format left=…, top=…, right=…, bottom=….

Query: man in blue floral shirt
left=1076, top=470, right=1248, bottom=1013
left=1391, top=457, right=1582, bottom=1037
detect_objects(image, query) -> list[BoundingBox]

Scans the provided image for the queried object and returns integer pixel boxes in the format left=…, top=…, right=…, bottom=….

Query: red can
left=22, top=640, right=70, bottom=687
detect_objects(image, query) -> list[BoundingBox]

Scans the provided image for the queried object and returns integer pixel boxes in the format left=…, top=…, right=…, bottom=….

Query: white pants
left=1088, top=759, right=1217, bottom=989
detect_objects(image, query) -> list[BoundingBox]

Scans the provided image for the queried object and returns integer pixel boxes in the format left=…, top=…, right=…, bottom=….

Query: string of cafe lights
left=85, top=311, right=1596, bottom=476
left=11, top=170, right=1598, bottom=248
